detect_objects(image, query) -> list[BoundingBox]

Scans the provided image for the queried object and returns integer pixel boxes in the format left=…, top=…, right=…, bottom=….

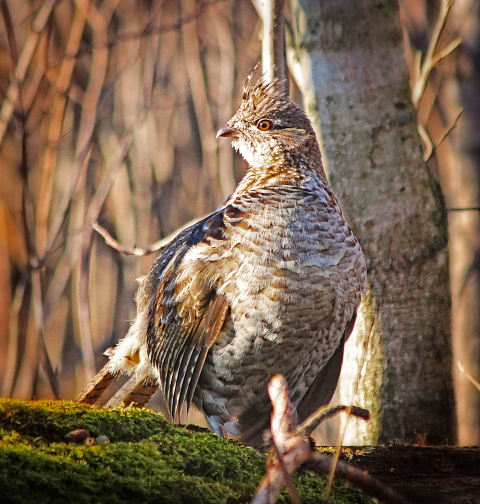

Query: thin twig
left=435, top=108, right=463, bottom=148
left=411, top=0, right=459, bottom=107
left=0, top=0, right=56, bottom=145
left=46, top=0, right=229, bottom=66
left=92, top=216, right=205, bottom=256
left=324, top=405, right=350, bottom=503
left=458, top=361, right=480, bottom=393
left=447, top=207, right=480, bottom=211
left=299, top=405, right=370, bottom=437
left=431, top=37, right=462, bottom=68
left=75, top=233, right=96, bottom=381
left=305, top=453, right=409, bottom=504
left=418, top=123, right=434, bottom=161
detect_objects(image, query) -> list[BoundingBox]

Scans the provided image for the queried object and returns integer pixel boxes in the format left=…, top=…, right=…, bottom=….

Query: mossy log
left=0, top=399, right=372, bottom=504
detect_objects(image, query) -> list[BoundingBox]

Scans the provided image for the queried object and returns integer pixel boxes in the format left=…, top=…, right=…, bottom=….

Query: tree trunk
left=437, top=0, right=480, bottom=445
left=287, top=0, right=455, bottom=445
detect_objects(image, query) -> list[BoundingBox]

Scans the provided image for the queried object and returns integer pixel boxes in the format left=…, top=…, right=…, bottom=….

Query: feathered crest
left=243, top=62, right=261, bottom=99
left=242, top=63, right=288, bottom=103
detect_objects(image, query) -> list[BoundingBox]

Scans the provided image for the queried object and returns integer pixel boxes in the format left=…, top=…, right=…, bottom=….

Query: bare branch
left=46, top=0, right=229, bottom=66
left=270, top=436, right=301, bottom=504
left=431, top=37, right=462, bottom=68
left=92, top=215, right=206, bottom=257
left=411, top=0, right=460, bottom=107
left=304, top=453, right=409, bottom=504
left=418, top=122, right=434, bottom=161
left=269, top=374, right=295, bottom=446
left=458, top=361, right=480, bottom=393
left=250, top=375, right=407, bottom=504
left=435, top=108, right=463, bottom=149
left=0, top=0, right=56, bottom=145
left=299, top=405, right=370, bottom=437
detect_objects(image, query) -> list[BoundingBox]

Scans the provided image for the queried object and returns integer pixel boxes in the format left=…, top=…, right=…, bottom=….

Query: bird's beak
left=216, top=124, right=237, bottom=139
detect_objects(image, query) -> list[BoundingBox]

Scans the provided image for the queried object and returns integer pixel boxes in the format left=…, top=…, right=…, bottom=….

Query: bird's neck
left=244, top=138, right=329, bottom=191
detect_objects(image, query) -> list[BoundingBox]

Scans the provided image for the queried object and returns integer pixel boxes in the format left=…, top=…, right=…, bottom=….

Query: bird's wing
left=296, top=311, right=357, bottom=421
left=146, top=210, right=232, bottom=422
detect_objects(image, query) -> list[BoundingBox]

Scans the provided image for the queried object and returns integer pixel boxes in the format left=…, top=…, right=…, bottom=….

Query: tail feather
left=77, top=363, right=117, bottom=405
left=105, top=374, right=159, bottom=408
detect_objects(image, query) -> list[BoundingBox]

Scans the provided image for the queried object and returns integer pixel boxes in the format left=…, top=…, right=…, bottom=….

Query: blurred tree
left=0, top=0, right=260, bottom=414
left=286, top=0, right=455, bottom=445
left=401, top=0, right=480, bottom=445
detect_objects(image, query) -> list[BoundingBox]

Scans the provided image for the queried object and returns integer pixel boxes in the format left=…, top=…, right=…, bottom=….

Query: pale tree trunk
left=287, top=0, right=456, bottom=445
left=252, top=0, right=287, bottom=82
left=400, top=0, right=480, bottom=446
left=428, top=0, right=480, bottom=445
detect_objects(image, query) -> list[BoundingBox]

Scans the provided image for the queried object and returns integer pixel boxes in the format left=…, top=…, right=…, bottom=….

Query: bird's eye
left=257, top=119, right=273, bottom=131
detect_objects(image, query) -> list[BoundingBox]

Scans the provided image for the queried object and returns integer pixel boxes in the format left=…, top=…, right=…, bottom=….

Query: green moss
left=0, top=398, right=172, bottom=443
left=0, top=399, right=372, bottom=504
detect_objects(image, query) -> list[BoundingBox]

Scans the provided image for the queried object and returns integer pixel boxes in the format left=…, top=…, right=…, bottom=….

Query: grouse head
left=216, top=67, right=318, bottom=171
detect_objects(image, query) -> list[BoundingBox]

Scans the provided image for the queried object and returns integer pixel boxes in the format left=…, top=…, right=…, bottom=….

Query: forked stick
left=250, top=375, right=408, bottom=504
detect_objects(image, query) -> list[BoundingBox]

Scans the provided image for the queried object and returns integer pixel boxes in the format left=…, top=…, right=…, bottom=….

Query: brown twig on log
left=298, top=404, right=370, bottom=437
left=304, top=453, right=409, bottom=504
left=250, top=374, right=408, bottom=504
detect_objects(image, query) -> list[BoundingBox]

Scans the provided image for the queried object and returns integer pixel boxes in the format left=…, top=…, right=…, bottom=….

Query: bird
left=77, top=67, right=367, bottom=444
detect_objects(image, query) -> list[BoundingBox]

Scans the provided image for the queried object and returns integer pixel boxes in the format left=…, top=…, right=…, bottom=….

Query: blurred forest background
left=0, top=0, right=479, bottom=445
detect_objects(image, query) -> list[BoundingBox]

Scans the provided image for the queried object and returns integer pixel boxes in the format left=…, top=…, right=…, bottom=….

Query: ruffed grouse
left=78, top=70, right=367, bottom=443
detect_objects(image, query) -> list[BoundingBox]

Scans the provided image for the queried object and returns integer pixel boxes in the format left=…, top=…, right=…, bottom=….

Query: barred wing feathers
left=146, top=211, right=230, bottom=422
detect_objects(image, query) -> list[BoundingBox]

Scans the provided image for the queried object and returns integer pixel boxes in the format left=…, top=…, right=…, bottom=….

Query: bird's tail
left=105, top=375, right=159, bottom=408
left=77, top=362, right=159, bottom=408
left=76, top=362, right=117, bottom=405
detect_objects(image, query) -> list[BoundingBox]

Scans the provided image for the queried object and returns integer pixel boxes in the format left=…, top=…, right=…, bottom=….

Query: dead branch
left=92, top=215, right=206, bottom=256
left=435, top=108, right=463, bottom=149
left=269, top=435, right=301, bottom=504
left=299, top=404, right=370, bottom=437
left=408, top=0, right=462, bottom=161
left=250, top=374, right=408, bottom=504
left=411, top=0, right=460, bottom=108
left=458, top=361, right=480, bottom=393
left=46, top=0, right=229, bottom=66
left=304, top=453, right=409, bottom=504
left=0, top=0, right=56, bottom=145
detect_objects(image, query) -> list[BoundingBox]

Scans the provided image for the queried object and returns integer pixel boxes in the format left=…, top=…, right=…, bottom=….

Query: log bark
left=349, top=445, right=480, bottom=504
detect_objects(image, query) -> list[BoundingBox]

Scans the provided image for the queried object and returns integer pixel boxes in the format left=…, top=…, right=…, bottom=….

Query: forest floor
left=0, top=398, right=479, bottom=504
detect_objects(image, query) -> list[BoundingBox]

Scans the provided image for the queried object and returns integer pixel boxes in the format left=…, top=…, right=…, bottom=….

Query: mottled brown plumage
left=78, top=70, right=366, bottom=443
